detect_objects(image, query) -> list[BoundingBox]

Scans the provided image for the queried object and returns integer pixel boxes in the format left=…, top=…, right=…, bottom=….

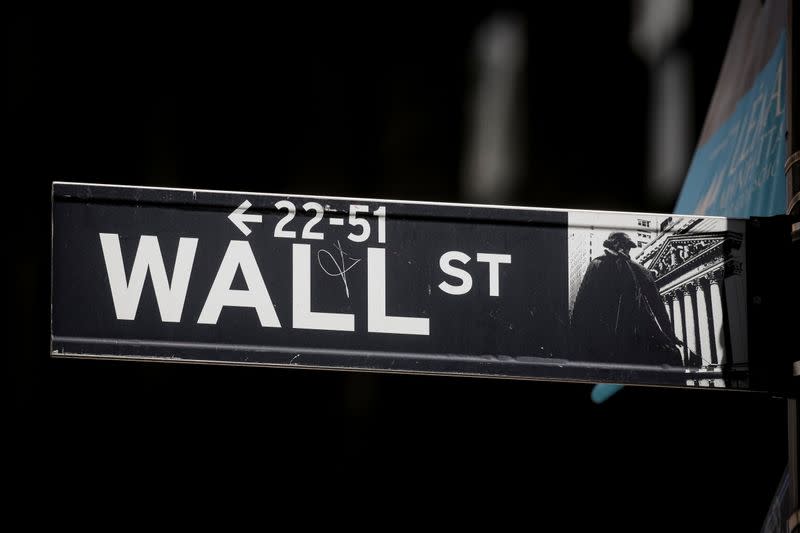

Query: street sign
left=51, top=182, right=791, bottom=391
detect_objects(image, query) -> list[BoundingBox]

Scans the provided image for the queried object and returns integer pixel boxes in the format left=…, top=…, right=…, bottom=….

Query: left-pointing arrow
left=228, top=200, right=262, bottom=236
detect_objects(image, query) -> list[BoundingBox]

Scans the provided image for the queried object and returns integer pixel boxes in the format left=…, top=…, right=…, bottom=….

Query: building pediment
left=642, top=232, right=742, bottom=284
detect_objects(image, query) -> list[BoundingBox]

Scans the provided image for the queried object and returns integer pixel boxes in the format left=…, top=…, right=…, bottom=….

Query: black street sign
left=51, top=182, right=792, bottom=392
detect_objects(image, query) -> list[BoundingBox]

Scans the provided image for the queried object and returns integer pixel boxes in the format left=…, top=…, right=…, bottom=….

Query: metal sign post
left=51, top=182, right=796, bottom=395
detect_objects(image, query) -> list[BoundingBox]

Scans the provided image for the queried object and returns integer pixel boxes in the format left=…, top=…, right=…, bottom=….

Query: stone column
left=675, top=287, right=688, bottom=365
left=682, top=286, right=697, bottom=365
left=663, top=292, right=673, bottom=325
left=671, top=290, right=683, bottom=351
left=687, top=282, right=703, bottom=366
left=700, top=276, right=718, bottom=365
left=694, top=279, right=713, bottom=366
left=709, top=270, right=727, bottom=365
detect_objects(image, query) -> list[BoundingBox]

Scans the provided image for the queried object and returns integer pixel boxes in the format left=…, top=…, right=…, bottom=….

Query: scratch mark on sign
left=318, top=240, right=361, bottom=299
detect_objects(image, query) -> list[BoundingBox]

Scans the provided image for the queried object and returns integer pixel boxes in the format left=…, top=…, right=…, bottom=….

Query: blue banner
left=675, top=33, right=786, bottom=217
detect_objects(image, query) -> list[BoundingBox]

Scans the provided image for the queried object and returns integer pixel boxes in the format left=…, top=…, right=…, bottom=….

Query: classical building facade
left=637, top=218, right=747, bottom=378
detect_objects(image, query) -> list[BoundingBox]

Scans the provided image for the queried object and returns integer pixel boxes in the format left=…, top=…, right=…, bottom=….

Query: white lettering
left=476, top=253, right=511, bottom=297
left=438, top=251, right=473, bottom=295
left=99, top=233, right=198, bottom=322
left=367, top=248, right=429, bottom=335
left=292, top=243, right=354, bottom=331
left=198, top=240, right=281, bottom=327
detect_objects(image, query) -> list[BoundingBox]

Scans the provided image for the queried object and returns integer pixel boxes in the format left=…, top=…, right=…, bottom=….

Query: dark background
left=7, top=5, right=789, bottom=528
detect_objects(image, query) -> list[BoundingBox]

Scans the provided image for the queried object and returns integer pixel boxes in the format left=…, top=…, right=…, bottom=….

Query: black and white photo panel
left=568, top=211, right=747, bottom=387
